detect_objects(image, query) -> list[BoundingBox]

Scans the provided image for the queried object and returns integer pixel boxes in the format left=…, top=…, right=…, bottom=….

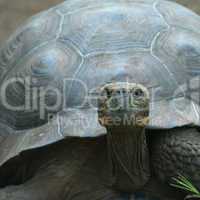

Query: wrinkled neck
left=107, top=126, right=150, bottom=192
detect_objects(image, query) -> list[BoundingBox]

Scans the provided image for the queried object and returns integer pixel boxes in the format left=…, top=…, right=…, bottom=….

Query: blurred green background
left=0, top=0, right=199, bottom=44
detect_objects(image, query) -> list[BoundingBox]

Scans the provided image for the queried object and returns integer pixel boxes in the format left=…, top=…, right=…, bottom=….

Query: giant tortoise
left=0, top=0, right=199, bottom=199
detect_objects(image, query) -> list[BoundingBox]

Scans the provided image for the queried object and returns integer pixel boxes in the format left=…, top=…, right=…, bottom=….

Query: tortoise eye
left=134, top=89, right=144, bottom=97
left=122, top=89, right=126, bottom=94
left=116, top=90, right=121, bottom=95
left=105, top=89, right=112, bottom=98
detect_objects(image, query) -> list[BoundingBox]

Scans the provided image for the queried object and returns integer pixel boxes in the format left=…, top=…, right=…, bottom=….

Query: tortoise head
left=98, top=82, right=151, bottom=191
left=98, top=82, right=150, bottom=128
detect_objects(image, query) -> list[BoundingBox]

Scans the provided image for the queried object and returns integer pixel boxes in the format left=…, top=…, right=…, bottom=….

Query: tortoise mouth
left=98, top=109, right=149, bottom=127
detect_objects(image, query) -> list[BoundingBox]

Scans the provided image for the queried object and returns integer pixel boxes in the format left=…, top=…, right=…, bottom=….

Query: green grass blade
left=171, top=177, right=195, bottom=192
left=170, top=183, right=196, bottom=193
left=171, top=174, right=200, bottom=196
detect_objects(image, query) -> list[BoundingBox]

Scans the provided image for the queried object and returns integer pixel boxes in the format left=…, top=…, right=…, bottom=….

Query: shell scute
left=59, top=3, right=167, bottom=55
left=0, top=10, right=61, bottom=80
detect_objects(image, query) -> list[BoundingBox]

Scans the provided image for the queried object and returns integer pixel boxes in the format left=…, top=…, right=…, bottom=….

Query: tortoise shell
left=0, top=0, right=200, bottom=164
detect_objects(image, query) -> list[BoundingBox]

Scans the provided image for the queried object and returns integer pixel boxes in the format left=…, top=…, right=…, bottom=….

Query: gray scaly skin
left=0, top=83, right=199, bottom=200
left=0, top=83, right=152, bottom=200
left=98, top=82, right=150, bottom=192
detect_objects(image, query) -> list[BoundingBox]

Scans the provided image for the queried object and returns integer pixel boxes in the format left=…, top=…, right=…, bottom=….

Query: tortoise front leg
left=0, top=157, right=123, bottom=200
left=0, top=175, right=124, bottom=200
left=0, top=170, right=66, bottom=200
left=149, top=127, right=200, bottom=199
left=62, top=166, right=124, bottom=200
